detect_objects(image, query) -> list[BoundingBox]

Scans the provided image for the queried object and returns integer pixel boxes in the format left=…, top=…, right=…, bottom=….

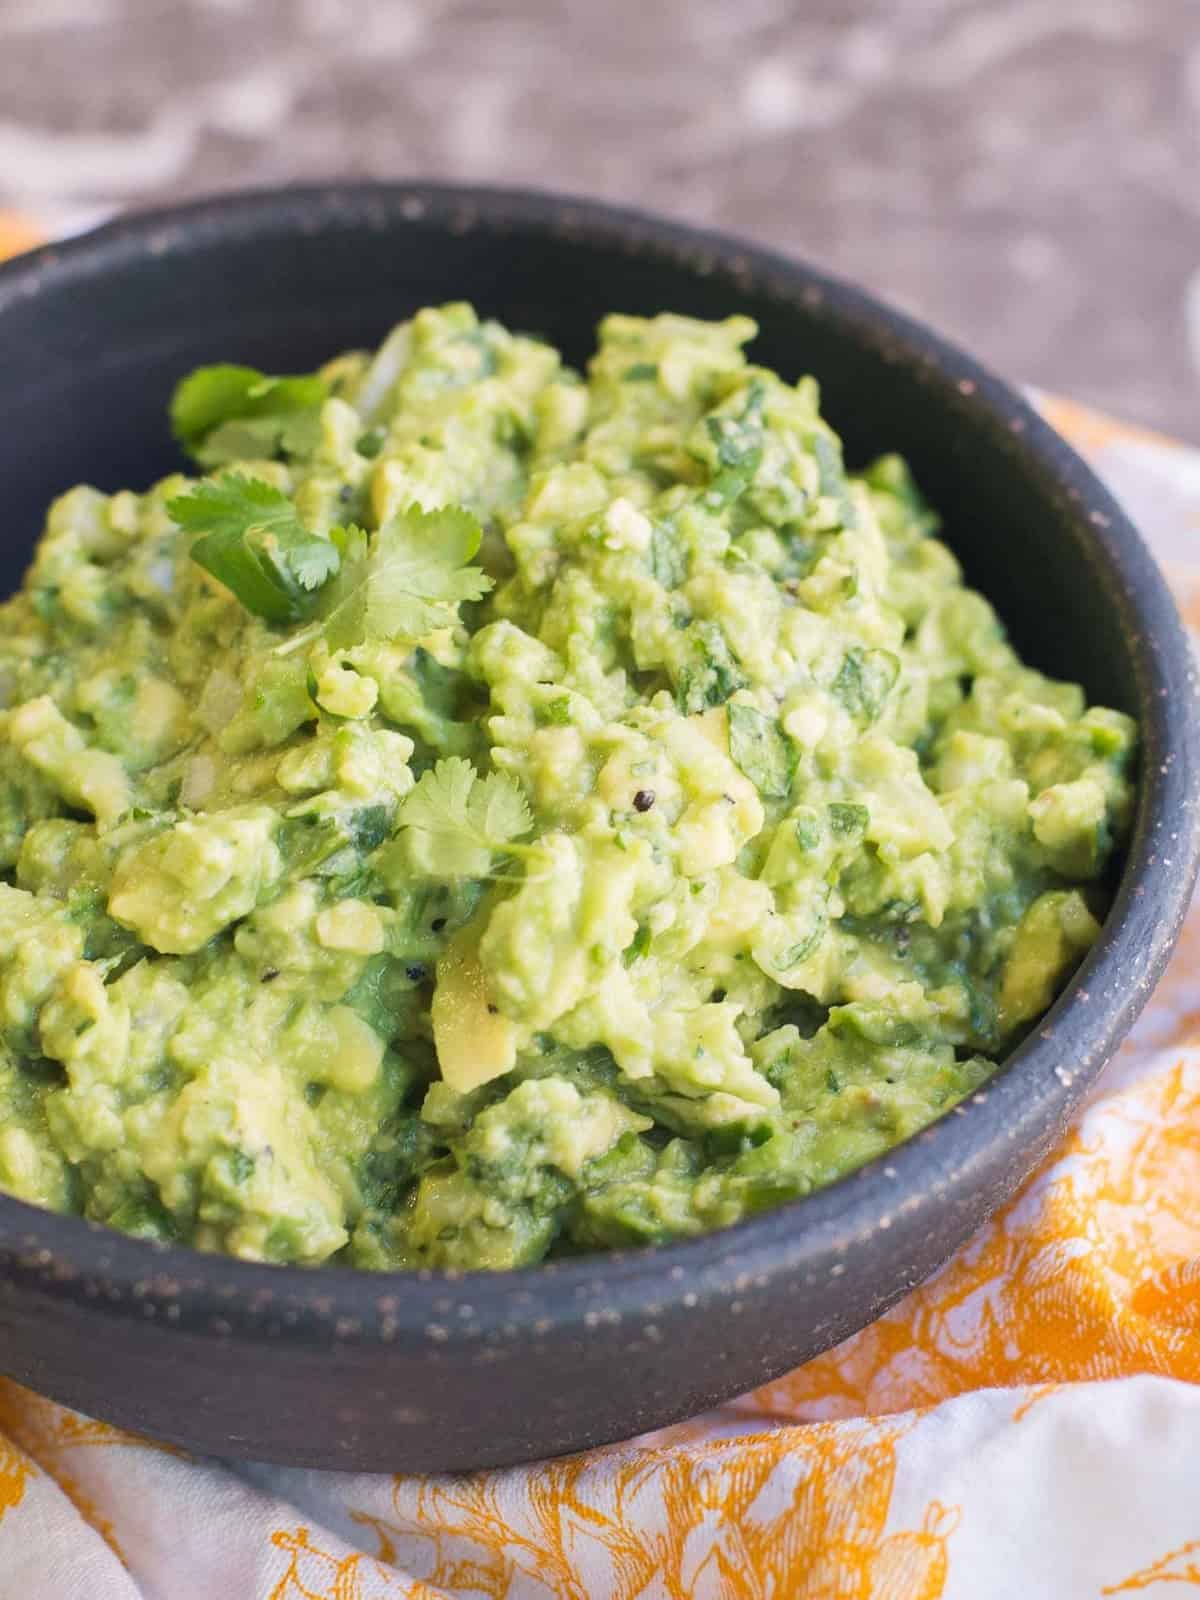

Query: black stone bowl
left=0, top=183, right=1195, bottom=1472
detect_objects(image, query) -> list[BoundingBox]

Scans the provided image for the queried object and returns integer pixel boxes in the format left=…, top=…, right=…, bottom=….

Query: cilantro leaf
left=674, top=621, right=747, bottom=714
left=794, top=807, right=823, bottom=851
left=649, top=522, right=688, bottom=590
left=399, top=757, right=532, bottom=877
left=728, top=702, right=793, bottom=799
left=168, top=474, right=340, bottom=624
left=774, top=891, right=830, bottom=971
left=811, top=431, right=859, bottom=529
left=367, top=505, right=491, bottom=636
left=197, top=412, right=323, bottom=466
left=828, top=801, right=869, bottom=837
left=704, top=379, right=765, bottom=506
left=287, top=536, right=343, bottom=593
left=623, top=923, right=653, bottom=965
left=171, top=364, right=328, bottom=467
left=830, top=647, right=899, bottom=723
left=318, top=503, right=493, bottom=653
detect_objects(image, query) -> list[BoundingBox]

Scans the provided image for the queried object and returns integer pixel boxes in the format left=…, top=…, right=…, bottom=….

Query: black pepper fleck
left=633, top=789, right=655, bottom=813
left=431, top=917, right=447, bottom=933
left=260, top=968, right=281, bottom=983
left=405, top=964, right=427, bottom=983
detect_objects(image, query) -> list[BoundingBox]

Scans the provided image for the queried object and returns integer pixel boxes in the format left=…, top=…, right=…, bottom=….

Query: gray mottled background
left=1, top=0, right=1198, bottom=439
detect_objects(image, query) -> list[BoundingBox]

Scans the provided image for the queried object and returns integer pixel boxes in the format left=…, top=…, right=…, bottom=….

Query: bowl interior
left=1, top=187, right=1135, bottom=714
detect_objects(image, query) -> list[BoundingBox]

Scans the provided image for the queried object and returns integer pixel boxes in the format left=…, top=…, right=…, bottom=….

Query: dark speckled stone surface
left=0, top=0, right=1197, bottom=439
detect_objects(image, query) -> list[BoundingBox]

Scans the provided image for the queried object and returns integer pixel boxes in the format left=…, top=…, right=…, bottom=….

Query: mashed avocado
left=0, top=306, right=1135, bottom=1269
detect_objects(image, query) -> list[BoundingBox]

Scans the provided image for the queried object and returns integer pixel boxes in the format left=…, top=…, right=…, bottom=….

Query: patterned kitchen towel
left=1, top=217, right=1200, bottom=1598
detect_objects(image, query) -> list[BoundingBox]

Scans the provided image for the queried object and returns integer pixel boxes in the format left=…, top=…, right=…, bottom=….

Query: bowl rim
left=0, top=178, right=1196, bottom=1346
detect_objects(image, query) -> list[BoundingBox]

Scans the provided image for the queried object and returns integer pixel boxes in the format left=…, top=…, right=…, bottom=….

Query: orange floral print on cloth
left=0, top=1436, right=29, bottom=1525
left=352, top=1416, right=960, bottom=1599
left=0, top=212, right=41, bottom=261
left=0, top=213, right=1199, bottom=1591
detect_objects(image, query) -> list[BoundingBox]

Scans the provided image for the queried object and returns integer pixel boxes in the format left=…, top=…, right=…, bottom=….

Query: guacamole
left=0, top=306, right=1135, bottom=1269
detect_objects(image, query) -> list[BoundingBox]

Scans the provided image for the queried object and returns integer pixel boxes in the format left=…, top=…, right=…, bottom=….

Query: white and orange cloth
left=2, top=218, right=1200, bottom=1597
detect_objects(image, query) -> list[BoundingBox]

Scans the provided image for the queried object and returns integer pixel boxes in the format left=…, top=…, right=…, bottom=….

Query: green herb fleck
left=831, top=647, right=899, bottom=723
left=794, top=808, right=823, bottom=851
left=347, top=804, right=393, bottom=853
left=811, top=430, right=859, bottom=529
left=649, top=523, right=688, bottom=590
left=774, top=895, right=829, bottom=969
left=776, top=927, right=824, bottom=969
left=704, top=380, right=765, bottom=505
left=828, top=801, right=869, bottom=838
left=228, top=1150, right=256, bottom=1185
left=675, top=621, right=747, bottom=714
left=624, top=923, right=653, bottom=966
left=728, top=702, right=792, bottom=799
left=542, top=695, right=572, bottom=726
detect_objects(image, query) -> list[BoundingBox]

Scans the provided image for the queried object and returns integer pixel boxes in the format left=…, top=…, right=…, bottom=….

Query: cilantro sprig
left=167, top=474, right=340, bottom=624
left=171, top=364, right=328, bottom=467
left=399, top=757, right=533, bottom=877
left=316, top=503, right=493, bottom=652
left=170, top=478, right=494, bottom=641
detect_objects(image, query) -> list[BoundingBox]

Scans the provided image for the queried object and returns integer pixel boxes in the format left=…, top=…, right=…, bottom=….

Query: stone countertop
left=1, top=0, right=1197, bottom=440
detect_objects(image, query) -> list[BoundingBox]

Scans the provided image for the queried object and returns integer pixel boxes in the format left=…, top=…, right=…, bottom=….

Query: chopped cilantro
left=227, top=1150, right=256, bottom=1186
left=649, top=523, right=688, bottom=590
left=828, top=801, right=869, bottom=837
left=541, top=695, right=572, bottom=726
left=776, top=924, right=825, bottom=969
left=831, top=647, right=899, bottom=723
left=776, top=911, right=828, bottom=970
left=675, top=621, right=747, bottom=713
left=811, top=431, right=859, bottom=528
left=347, top=804, right=393, bottom=853
left=275, top=800, right=393, bottom=889
left=704, top=380, right=765, bottom=505
left=812, top=432, right=842, bottom=498
left=728, top=701, right=792, bottom=799
left=794, top=808, right=823, bottom=851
